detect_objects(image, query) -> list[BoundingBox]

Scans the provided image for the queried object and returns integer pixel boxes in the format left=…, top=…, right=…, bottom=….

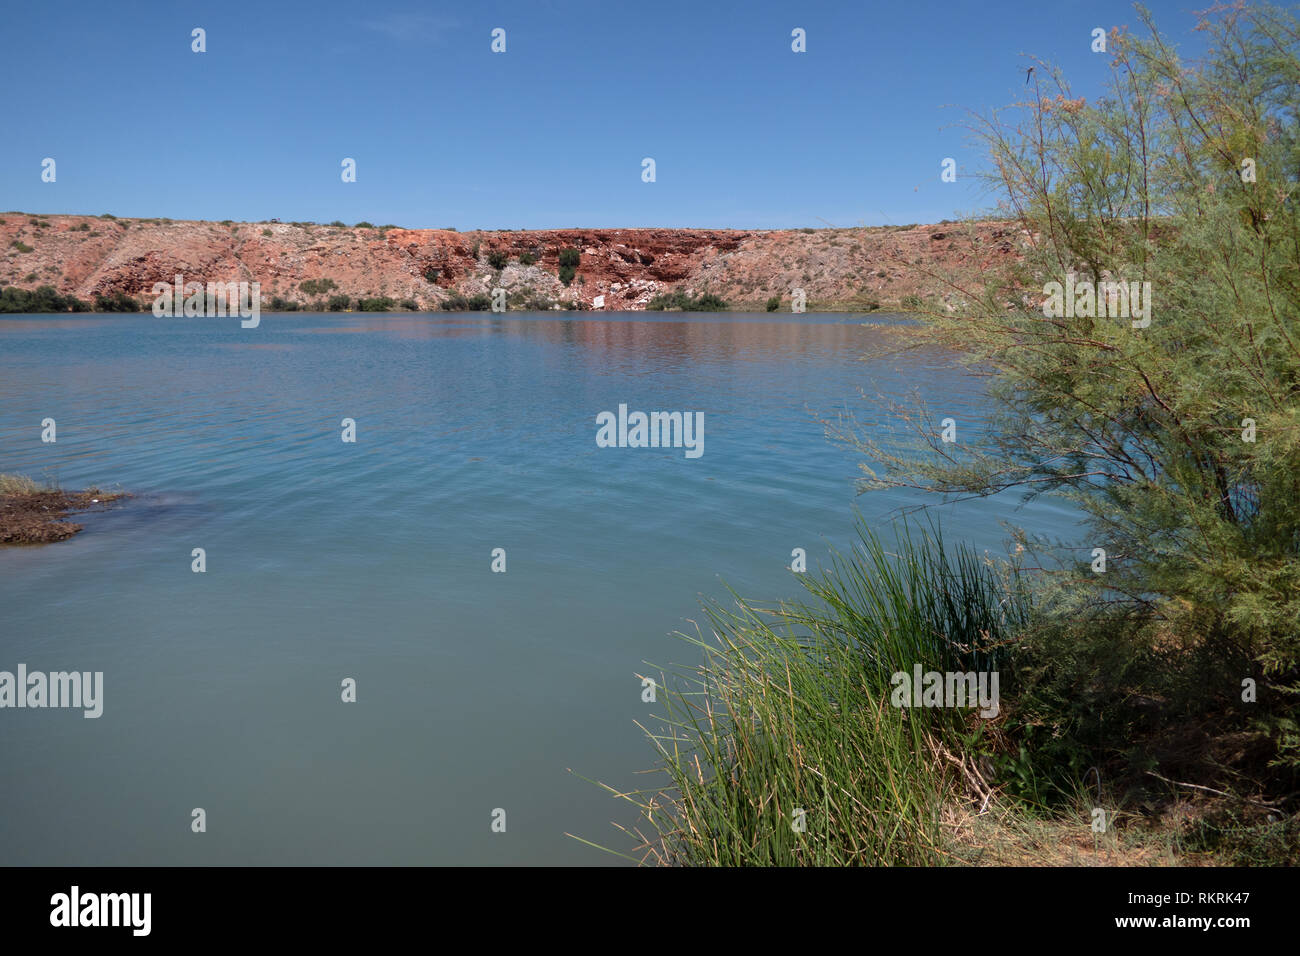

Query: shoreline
left=0, top=477, right=129, bottom=544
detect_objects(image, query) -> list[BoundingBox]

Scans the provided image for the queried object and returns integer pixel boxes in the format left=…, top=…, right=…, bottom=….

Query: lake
left=0, top=311, right=1074, bottom=864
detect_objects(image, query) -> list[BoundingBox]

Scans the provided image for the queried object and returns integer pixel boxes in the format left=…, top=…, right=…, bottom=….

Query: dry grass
left=941, top=797, right=1228, bottom=866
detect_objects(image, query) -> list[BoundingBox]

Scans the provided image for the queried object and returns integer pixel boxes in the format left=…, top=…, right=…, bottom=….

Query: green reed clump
left=594, top=521, right=1023, bottom=866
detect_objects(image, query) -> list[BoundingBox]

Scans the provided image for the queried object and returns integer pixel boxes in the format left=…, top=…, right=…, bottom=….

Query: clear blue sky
left=1, top=0, right=1209, bottom=229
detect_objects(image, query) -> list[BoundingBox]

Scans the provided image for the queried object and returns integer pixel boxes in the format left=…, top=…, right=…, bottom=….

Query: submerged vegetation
left=595, top=2, right=1300, bottom=865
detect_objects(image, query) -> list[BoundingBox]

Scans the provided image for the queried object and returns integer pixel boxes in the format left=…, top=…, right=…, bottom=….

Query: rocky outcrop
left=0, top=213, right=1025, bottom=311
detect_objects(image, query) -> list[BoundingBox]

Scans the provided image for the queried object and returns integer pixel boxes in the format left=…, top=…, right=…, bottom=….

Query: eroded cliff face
left=0, top=213, right=1025, bottom=310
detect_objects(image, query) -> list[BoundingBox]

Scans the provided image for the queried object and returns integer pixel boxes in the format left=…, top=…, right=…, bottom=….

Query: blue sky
left=1, top=0, right=1210, bottom=229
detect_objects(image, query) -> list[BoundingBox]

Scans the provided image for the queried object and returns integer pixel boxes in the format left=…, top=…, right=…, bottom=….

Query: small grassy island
left=0, top=474, right=129, bottom=544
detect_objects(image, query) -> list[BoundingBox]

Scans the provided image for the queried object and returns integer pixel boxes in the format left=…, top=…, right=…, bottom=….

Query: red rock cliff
left=0, top=214, right=1024, bottom=311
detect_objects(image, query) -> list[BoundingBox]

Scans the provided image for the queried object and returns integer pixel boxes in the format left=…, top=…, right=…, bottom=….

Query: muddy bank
left=0, top=488, right=129, bottom=544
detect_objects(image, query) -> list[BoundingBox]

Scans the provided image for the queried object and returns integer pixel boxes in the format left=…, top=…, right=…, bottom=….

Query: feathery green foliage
left=840, top=4, right=1300, bottom=779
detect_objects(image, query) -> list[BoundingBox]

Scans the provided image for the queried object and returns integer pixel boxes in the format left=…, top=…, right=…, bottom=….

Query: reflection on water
left=0, top=312, right=1074, bottom=865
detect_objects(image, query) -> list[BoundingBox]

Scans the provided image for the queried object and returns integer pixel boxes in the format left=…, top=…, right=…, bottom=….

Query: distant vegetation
left=298, top=278, right=337, bottom=296
left=645, top=290, right=727, bottom=311
left=0, top=285, right=88, bottom=312
left=487, top=249, right=509, bottom=270
left=440, top=293, right=492, bottom=311
left=93, top=291, right=139, bottom=312
left=264, top=291, right=426, bottom=312
left=558, top=247, right=580, bottom=286
left=0, top=285, right=140, bottom=313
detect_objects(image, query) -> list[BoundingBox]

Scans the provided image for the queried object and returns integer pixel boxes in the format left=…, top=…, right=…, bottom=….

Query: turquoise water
left=0, top=311, right=1073, bottom=864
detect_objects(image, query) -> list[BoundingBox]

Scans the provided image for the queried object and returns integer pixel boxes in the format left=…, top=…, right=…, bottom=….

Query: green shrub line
left=0, top=285, right=140, bottom=313
left=645, top=290, right=728, bottom=311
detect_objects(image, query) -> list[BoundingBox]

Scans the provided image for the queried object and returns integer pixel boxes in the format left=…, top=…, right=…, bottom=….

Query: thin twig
left=1144, top=770, right=1281, bottom=811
